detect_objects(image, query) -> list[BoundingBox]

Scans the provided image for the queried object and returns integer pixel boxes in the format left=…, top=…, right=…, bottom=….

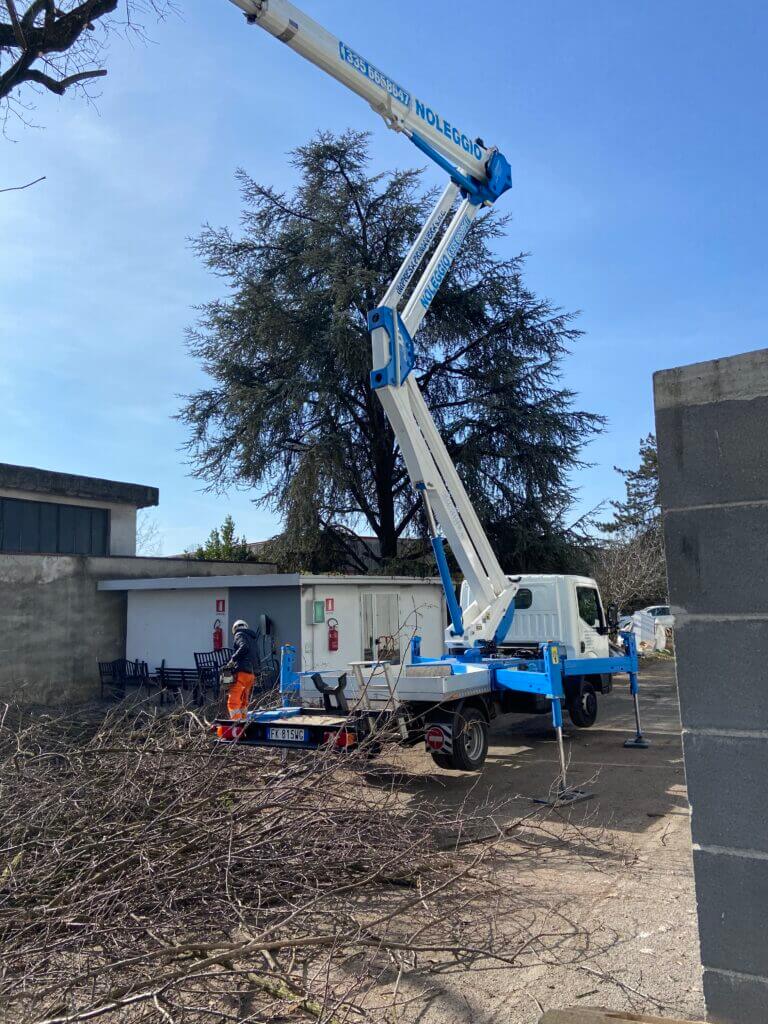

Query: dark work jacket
left=231, top=627, right=258, bottom=674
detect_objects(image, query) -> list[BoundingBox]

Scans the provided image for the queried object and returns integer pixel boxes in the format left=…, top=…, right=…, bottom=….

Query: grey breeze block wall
left=0, top=555, right=276, bottom=705
left=654, top=347, right=768, bottom=1024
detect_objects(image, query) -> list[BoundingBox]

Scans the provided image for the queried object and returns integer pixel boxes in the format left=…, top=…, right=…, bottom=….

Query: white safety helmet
left=231, top=619, right=249, bottom=635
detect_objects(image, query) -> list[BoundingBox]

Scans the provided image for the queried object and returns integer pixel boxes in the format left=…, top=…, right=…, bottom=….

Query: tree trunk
left=371, top=411, right=399, bottom=562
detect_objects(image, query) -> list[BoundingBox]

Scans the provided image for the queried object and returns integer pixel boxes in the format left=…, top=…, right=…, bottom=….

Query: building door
left=361, top=592, right=401, bottom=664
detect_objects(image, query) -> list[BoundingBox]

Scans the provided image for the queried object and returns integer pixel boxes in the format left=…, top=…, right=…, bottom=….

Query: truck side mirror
left=607, top=603, right=619, bottom=632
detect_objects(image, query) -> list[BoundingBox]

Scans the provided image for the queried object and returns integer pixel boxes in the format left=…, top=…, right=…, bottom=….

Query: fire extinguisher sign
left=216, top=599, right=225, bottom=613
left=325, top=597, right=334, bottom=612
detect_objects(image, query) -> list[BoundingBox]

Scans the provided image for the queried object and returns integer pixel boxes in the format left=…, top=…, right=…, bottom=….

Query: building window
left=0, top=498, right=109, bottom=556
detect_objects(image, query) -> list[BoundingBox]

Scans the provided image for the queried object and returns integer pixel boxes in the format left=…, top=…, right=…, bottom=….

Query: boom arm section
left=230, top=0, right=511, bottom=203
left=231, top=0, right=518, bottom=648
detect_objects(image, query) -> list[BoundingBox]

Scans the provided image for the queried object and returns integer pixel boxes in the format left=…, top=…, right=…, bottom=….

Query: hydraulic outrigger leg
left=625, top=668, right=650, bottom=748
left=532, top=645, right=592, bottom=806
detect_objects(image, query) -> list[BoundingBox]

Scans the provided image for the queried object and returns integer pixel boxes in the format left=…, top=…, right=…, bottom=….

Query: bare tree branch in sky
left=0, top=0, right=174, bottom=132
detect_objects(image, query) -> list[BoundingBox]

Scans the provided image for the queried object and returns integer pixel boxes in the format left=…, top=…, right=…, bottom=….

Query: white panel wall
left=126, top=588, right=230, bottom=669
left=298, top=581, right=445, bottom=673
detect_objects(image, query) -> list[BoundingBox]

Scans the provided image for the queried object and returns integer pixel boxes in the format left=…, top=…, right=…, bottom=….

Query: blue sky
left=2, top=0, right=767, bottom=555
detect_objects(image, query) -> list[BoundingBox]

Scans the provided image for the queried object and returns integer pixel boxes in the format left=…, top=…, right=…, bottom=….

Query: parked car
left=639, top=604, right=675, bottom=628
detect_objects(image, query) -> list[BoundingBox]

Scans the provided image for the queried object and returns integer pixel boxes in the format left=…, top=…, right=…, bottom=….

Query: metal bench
left=97, top=660, right=120, bottom=699
left=155, top=662, right=201, bottom=704
left=194, top=648, right=233, bottom=701
left=97, top=659, right=154, bottom=700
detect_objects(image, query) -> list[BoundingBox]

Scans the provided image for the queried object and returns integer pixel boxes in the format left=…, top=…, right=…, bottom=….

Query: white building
left=98, top=573, right=447, bottom=673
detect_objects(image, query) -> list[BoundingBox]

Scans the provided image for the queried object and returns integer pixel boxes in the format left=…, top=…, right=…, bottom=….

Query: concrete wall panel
left=684, top=733, right=768, bottom=853
left=655, top=347, right=768, bottom=1022
left=703, top=968, right=768, bottom=1024
left=663, top=505, right=768, bottom=616
left=673, top=618, right=768, bottom=731
left=693, top=849, right=768, bottom=978
left=656, top=395, right=768, bottom=509
left=0, top=555, right=275, bottom=704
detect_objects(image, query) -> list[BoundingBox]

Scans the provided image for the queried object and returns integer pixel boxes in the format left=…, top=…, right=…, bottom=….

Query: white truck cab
left=458, top=574, right=611, bottom=660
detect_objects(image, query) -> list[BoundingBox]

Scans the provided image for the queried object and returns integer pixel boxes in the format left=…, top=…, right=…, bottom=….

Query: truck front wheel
left=431, top=708, right=489, bottom=771
left=567, top=679, right=598, bottom=728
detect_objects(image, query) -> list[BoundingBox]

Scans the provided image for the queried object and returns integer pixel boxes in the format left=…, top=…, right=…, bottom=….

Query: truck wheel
left=567, top=680, right=598, bottom=728
left=444, top=708, right=489, bottom=771
left=430, top=752, right=453, bottom=769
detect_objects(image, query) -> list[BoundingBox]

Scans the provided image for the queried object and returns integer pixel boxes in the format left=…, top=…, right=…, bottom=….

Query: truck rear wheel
left=567, top=679, right=598, bottom=728
left=432, top=708, right=489, bottom=771
left=430, top=752, right=453, bottom=769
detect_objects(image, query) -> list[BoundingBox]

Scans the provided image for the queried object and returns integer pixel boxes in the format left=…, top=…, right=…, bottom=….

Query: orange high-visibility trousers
left=227, top=671, right=256, bottom=720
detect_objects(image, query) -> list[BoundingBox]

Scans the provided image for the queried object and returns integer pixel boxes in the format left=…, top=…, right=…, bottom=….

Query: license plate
left=268, top=727, right=307, bottom=743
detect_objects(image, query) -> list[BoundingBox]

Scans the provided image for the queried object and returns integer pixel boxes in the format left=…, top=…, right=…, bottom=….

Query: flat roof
left=0, top=463, right=158, bottom=509
left=98, top=573, right=442, bottom=592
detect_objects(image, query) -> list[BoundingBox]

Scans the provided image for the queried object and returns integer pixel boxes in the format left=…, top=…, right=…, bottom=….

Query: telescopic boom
left=229, top=0, right=519, bottom=649
left=229, top=0, right=510, bottom=201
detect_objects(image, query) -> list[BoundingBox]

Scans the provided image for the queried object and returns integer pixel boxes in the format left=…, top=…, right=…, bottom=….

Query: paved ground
left=377, top=657, right=706, bottom=1023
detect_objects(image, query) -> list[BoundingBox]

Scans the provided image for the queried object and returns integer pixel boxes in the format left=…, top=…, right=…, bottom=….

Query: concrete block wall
left=654, top=347, right=768, bottom=1023
left=0, top=555, right=275, bottom=705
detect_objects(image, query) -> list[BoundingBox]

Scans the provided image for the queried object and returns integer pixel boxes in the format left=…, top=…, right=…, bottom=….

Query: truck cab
left=458, top=574, right=610, bottom=660
left=457, top=573, right=614, bottom=730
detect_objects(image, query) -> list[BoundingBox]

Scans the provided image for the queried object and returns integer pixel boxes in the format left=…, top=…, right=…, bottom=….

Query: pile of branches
left=0, top=700, right=592, bottom=1023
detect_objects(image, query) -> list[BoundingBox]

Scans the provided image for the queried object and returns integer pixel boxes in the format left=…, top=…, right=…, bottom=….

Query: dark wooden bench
left=155, top=662, right=201, bottom=704
left=98, top=660, right=120, bottom=699
left=97, top=659, right=154, bottom=700
left=194, top=648, right=233, bottom=701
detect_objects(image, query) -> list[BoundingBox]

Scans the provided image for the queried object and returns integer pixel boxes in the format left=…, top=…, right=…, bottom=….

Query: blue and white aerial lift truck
left=216, top=0, right=646, bottom=799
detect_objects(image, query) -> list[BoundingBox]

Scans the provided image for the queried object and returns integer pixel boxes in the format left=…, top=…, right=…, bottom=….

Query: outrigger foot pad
left=624, top=736, right=650, bottom=749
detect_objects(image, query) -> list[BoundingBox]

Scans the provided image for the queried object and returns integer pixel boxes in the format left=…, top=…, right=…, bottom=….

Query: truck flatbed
left=259, top=714, right=348, bottom=728
left=213, top=701, right=388, bottom=752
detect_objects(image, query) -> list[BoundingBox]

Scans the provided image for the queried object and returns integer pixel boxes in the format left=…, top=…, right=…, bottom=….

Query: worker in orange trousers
left=225, top=619, right=258, bottom=720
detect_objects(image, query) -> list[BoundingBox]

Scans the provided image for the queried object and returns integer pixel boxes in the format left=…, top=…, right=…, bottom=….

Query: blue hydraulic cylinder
left=620, top=630, right=640, bottom=695
left=493, top=596, right=517, bottom=646
left=550, top=692, right=564, bottom=730
left=431, top=536, right=464, bottom=637
left=542, top=642, right=565, bottom=699
left=279, top=643, right=300, bottom=707
left=408, top=131, right=512, bottom=206
left=542, top=642, right=565, bottom=730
